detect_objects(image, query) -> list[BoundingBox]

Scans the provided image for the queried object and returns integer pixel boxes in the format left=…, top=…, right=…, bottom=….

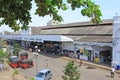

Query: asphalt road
left=19, top=50, right=120, bottom=80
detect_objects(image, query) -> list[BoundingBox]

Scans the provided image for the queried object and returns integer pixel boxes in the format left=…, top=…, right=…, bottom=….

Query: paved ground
left=18, top=50, right=120, bottom=80
left=0, top=59, right=29, bottom=80
left=0, top=49, right=120, bottom=80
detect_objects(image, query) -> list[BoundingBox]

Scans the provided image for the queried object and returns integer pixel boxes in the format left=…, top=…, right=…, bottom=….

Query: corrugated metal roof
left=31, top=27, right=42, bottom=35
left=40, top=25, right=112, bottom=35
left=4, top=31, right=21, bottom=35
left=41, top=19, right=112, bottom=29
left=67, top=36, right=112, bottom=42
left=39, top=19, right=113, bottom=42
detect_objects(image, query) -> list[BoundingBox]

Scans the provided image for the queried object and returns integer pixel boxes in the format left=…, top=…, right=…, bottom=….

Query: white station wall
left=112, top=16, right=120, bottom=66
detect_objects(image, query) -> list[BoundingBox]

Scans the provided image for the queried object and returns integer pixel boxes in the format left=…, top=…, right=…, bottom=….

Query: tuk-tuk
left=20, top=59, right=33, bottom=69
left=20, top=52, right=28, bottom=60
left=9, top=58, right=20, bottom=68
left=9, top=56, right=18, bottom=61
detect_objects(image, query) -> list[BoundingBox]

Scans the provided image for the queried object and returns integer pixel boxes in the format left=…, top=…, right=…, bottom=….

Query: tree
left=0, top=38, right=7, bottom=48
left=0, top=0, right=102, bottom=31
left=62, top=61, right=80, bottom=80
left=0, top=49, right=6, bottom=62
left=13, top=43, right=21, bottom=57
left=0, top=38, right=3, bottom=48
left=6, top=45, right=12, bottom=56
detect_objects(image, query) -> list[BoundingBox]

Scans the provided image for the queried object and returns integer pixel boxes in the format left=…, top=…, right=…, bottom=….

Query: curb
left=61, top=57, right=120, bottom=74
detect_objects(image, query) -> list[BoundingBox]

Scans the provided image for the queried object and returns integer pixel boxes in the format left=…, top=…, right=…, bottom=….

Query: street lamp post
left=34, top=45, right=39, bottom=73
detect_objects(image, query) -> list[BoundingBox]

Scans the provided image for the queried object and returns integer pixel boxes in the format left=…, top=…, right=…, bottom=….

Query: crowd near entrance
left=99, top=50, right=112, bottom=64
left=43, top=41, right=62, bottom=55
left=6, top=39, right=112, bottom=67
left=7, top=40, right=63, bottom=55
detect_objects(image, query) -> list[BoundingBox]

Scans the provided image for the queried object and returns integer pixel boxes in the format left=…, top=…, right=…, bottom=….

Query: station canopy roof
left=1, top=35, right=73, bottom=42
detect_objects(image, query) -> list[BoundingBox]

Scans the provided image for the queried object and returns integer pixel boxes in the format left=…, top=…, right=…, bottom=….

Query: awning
left=1, top=35, right=73, bottom=42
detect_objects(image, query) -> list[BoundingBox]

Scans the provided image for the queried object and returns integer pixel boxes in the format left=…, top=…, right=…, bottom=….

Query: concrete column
left=112, top=15, right=120, bottom=67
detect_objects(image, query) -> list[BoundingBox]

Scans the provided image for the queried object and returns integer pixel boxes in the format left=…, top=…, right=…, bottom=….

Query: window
left=36, top=72, right=44, bottom=78
left=45, top=72, right=47, bottom=77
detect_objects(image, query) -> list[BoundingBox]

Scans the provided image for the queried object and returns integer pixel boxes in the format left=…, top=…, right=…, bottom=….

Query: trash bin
left=116, top=65, right=120, bottom=70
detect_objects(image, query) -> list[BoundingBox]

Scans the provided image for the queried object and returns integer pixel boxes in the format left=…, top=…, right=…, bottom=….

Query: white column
left=112, top=15, right=120, bottom=67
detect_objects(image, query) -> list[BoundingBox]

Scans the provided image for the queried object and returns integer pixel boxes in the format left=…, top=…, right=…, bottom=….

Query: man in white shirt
left=111, top=66, right=115, bottom=78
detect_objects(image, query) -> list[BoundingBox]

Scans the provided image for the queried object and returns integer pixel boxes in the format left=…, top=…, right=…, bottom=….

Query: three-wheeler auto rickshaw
left=9, top=58, right=20, bottom=68
left=20, top=59, right=33, bottom=69
left=20, top=52, right=28, bottom=60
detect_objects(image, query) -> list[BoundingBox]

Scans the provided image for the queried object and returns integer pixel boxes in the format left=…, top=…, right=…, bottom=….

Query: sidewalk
left=0, top=59, right=28, bottom=80
left=61, top=56, right=120, bottom=74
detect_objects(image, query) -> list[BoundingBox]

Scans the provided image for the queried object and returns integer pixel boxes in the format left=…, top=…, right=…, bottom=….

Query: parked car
left=35, top=68, right=52, bottom=80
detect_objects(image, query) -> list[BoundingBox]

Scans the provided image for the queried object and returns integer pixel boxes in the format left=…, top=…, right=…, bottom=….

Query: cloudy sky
left=0, top=0, right=120, bottom=32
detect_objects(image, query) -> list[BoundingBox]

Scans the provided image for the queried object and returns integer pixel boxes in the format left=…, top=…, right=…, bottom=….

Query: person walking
left=111, top=66, right=115, bottom=78
left=79, top=59, right=82, bottom=67
left=46, top=60, right=48, bottom=68
left=0, top=62, right=3, bottom=71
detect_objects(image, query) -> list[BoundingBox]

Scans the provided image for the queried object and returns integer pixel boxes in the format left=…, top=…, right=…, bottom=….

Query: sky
left=0, top=0, right=120, bottom=32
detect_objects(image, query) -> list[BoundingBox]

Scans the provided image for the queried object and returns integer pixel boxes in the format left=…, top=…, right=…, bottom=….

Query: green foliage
left=0, top=0, right=32, bottom=31
left=35, top=0, right=67, bottom=22
left=62, top=61, right=80, bottom=80
left=12, top=69, right=19, bottom=80
left=31, top=77, right=35, bottom=80
left=0, top=49, right=6, bottom=62
left=81, top=0, right=102, bottom=25
left=13, top=43, right=21, bottom=57
left=0, top=39, right=3, bottom=48
left=6, top=45, right=13, bottom=57
left=0, top=38, right=6, bottom=48
left=0, top=0, right=102, bottom=31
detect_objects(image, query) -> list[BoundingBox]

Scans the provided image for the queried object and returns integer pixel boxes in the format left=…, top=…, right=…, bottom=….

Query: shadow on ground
left=106, top=75, right=112, bottom=78
left=86, top=66, right=96, bottom=69
left=38, top=52, right=62, bottom=58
